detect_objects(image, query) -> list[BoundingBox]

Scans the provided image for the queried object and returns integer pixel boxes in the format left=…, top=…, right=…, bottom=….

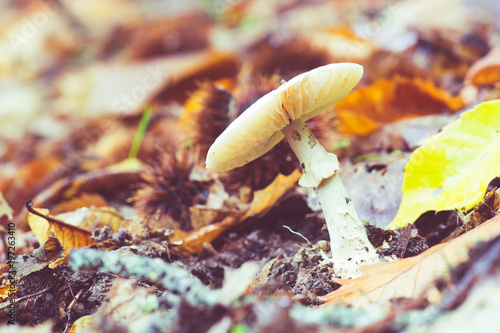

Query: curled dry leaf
left=7, top=231, right=65, bottom=279
left=0, top=192, right=13, bottom=221
left=32, top=158, right=145, bottom=211
left=172, top=170, right=302, bottom=256
left=248, top=256, right=280, bottom=294
left=335, top=76, right=463, bottom=135
left=465, top=46, right=500, bottom=85
left=242, top=169, right=302, bottom=220
left=320, top=214, right=500, bottom=307
left=27, top=204, right=94, bottom=250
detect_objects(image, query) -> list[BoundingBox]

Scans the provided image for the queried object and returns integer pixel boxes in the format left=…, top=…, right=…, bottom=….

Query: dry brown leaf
left=54, top=51, right=237, bottom=116
left=308, top=26, right=374, bottom=62
left=248, top=256, right=280, bottom=294
left=243, top=169, right=302, bottom=220
left=28, top=206, right=94, bottom=250
left=52, top=193, right=108, bottom=214
left=0, top=192, right=13, bottom=221
left=320, top=214, right=500, bottom=307
left=465, top=46, right=500, bottom=85
left=189, top=206, right=244, bottom=230
left=32, top=158, right=145, bottom=210
left=335, top=76, right=464, bottom=135
left=173, top=170, right=301, bottom=256
left=172, top=216, right=239, bottom=257
left=55, top=206, right=125, bottom=233
left=11, top=231, right=66, bottom=279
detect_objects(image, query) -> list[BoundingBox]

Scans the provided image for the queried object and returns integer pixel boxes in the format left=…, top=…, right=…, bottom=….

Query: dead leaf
left=388, top=100, right=500, bottom=229
left=189, top=206, right=244, bottom=230
left=0, top=192, right=13, bottom=221
left=320, top=214, right=500, bottom=307
left=54, top=51, right=237, bottom=116
left=243, top=169, right=302, bottom=220
left=172, top=170, right=301, bottom=256
left=32, top=158, right=145, bottom=210
left=465, top=46, right=500, bottom=85
left=8, top=231, right=65, bottom=279
left=308, top=26, right=374, bottom=62
left=52, top=193, right=108, bottom=214
left=248, top=256, right=280, bottom=294
left=335, top=76, right=463, bottom=135
left=55, top=207, right=125, bottom=234
left=27, top=204, right=94, bottom=249
left=172, top=216, right=239, bottom=256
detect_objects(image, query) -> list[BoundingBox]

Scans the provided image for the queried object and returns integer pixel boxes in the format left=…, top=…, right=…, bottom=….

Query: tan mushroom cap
left=206, top=63, right=363, bottom=172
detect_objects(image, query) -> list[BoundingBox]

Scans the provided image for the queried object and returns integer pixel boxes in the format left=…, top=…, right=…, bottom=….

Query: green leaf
left=387, top=99, right=500, bottom=229
left=128, top=106, right=152, bottom=159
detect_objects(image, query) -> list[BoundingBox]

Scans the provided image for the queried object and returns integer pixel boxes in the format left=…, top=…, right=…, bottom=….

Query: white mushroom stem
left=281, top=118, right=379, bottom=278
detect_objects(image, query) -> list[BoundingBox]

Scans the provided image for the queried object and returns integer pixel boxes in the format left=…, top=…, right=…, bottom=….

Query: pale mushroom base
left=281, top=118, right=380, bottom=279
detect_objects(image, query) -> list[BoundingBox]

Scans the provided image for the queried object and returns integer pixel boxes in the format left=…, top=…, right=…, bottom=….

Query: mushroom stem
left=281, top=118, right=379, bottom=278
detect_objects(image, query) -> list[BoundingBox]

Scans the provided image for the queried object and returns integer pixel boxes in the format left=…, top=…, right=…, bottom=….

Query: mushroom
left=206, top=63, right=379, bottom=278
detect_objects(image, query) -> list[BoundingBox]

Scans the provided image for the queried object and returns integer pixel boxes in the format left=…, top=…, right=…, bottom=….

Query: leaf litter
left=1, top=0, right=500, bottom=332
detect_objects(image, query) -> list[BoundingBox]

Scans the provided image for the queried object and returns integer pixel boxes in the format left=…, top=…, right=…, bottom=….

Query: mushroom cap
left=206, top=63, right=363, bottom=172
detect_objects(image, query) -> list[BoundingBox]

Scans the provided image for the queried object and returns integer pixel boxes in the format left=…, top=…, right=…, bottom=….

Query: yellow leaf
left=243, top=169, right=302, bottom=220
left=388, top=99, right=500, bottom=229
left=28, top=207, right=94, bottom=249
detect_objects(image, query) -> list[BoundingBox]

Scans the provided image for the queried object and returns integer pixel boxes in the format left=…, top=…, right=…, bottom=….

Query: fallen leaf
left=243, top=169, right=302, bottom=220
left=465, top=46, right=500, bottom=85
left=55, top=206, right=125, bottom=233
left=335, top=76, right=463, bottom=135
left=171, top=216, right=239, bottom=256
left=32, top=158, right=145, bottom=210
left=52, top=193, right=108, bottom=214
left=320, top=214, right=500, bottom=307
left=0, top=192, right=13, bottom=221
left=28, top=205, right=94, bottom=249
left=248, top=256, right=280, bottom=294
left=308, top=26, right=374, bottom=62
left=8, top=231, right=66, bottom=279
left=54, top=51, right=237, bottom=116
left=189, top=206, right=244, bottom=230
left=172, top=170, right=301, bottom=256
left=388, top=99, right=500, bottom=229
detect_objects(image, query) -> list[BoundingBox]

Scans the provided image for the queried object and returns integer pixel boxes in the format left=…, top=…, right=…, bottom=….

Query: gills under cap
left=206, top=63, right=363, bottom=172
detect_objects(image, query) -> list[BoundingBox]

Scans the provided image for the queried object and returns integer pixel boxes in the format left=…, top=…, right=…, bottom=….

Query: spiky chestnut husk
left=179, top=81, right=233, bottom=156
left=130, top=147, right=208, bottom=231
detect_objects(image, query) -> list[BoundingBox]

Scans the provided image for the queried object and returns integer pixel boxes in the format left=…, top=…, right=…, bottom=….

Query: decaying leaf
left=335, top=76, right=463, bottom=135
left=243, top=169, right=302, bottom=220
left=56, top=207, right=126, bottom=234
left=320, top=214, right=500, bottom=307
left=249, top=256, right=280, bottom=294
left=52, top=193, right=108, bottom=214
left=388, top=99, right=500, bottom=229
left=54, top=51, right=237, bottom=116
left=32, top=158, right=145, bottom=210
left=171, top=216, right=239, bottom=256
left=172, top=170, right=302, bottom=256
left=28, top=204, right=94, bottom=249
left=465, top=46, right=500, bottom=85
left=10, top=231, right=65, bottom=279
left=0, top=192, right=13, bottom=221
